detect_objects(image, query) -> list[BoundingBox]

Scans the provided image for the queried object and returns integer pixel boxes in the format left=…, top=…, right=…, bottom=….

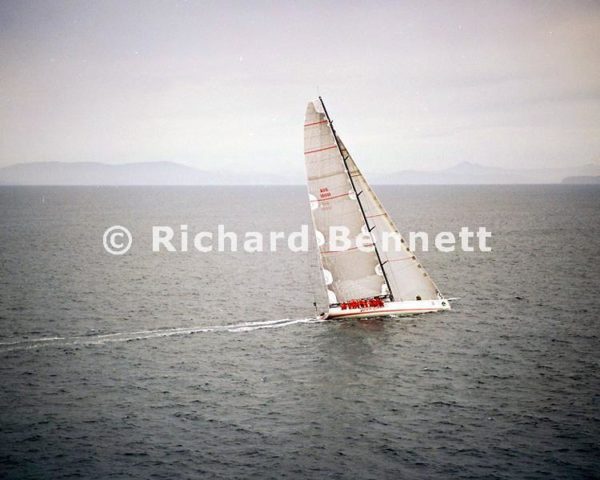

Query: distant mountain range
left=561, top=175, right=600, bottom=185
left=371, top=161, right=600, bottom=185
left=0, top=161, right=295, bottom=186
left=0, top=160, right=599, bottom=185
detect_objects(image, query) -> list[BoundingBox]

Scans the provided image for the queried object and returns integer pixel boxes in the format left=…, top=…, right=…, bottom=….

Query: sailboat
left=304, top=97, right=451, bottom=319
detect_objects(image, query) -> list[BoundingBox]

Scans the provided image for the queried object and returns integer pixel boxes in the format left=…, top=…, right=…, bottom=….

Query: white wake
left=0, top=317, right=324, bottom=352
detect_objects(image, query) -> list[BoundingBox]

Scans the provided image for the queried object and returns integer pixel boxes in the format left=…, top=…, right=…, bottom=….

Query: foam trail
left=0, top=317, right=324, bottom=353
left=0, top=336, right=65, bottom=346
left=228, top=318, right=318, bottom=332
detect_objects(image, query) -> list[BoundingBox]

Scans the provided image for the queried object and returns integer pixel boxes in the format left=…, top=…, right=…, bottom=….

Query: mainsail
left=304, top=98, right=442, bottom=306
left=304, top=101, right=386, bottom=304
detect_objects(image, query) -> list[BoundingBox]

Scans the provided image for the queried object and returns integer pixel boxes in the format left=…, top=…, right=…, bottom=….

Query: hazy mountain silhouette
left=0, top=161, right=293, bottom=185
left=1, top=160, right=599, bottom=185
left=372, top=161, right=600, bottom=185
left=561, top=175, right=600, bottom=184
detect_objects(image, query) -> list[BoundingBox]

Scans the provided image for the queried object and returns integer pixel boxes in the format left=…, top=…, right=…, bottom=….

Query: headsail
left=304, top=98, right=443, bottom=306
left=338, top=139, right=441, bottom=301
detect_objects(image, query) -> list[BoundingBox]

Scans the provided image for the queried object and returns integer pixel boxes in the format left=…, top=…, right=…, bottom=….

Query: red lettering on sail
left=319, top=187, right=331, bottom=199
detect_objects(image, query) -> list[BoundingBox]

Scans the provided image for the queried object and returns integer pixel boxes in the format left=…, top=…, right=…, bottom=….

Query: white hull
left=325, top=299, right=450, bottom=320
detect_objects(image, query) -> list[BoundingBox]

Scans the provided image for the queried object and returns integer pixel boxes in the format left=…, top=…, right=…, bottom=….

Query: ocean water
left=0, top=185, right=598, bottom=479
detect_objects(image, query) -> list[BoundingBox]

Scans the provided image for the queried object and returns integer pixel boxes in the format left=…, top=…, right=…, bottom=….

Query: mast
left=318, top=96, right=395, bottom=302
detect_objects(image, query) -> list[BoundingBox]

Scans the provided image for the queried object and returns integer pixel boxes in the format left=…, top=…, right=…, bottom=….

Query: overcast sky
left=1, top=0, right=599, bottom=177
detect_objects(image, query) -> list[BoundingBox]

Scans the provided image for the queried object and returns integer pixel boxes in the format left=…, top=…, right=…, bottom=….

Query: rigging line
left=318, top=96, right=395, bottom=301
left=306, top=222, right=323, bottom=316
left=302, top=148, right=327, bottom=315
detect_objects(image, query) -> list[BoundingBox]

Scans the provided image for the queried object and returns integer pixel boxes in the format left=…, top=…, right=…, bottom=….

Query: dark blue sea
left=0, top=185, right=599, bottom=479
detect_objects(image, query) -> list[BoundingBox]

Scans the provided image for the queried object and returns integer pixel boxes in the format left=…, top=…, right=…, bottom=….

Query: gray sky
left=1, top=0, right=599, bottom=177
